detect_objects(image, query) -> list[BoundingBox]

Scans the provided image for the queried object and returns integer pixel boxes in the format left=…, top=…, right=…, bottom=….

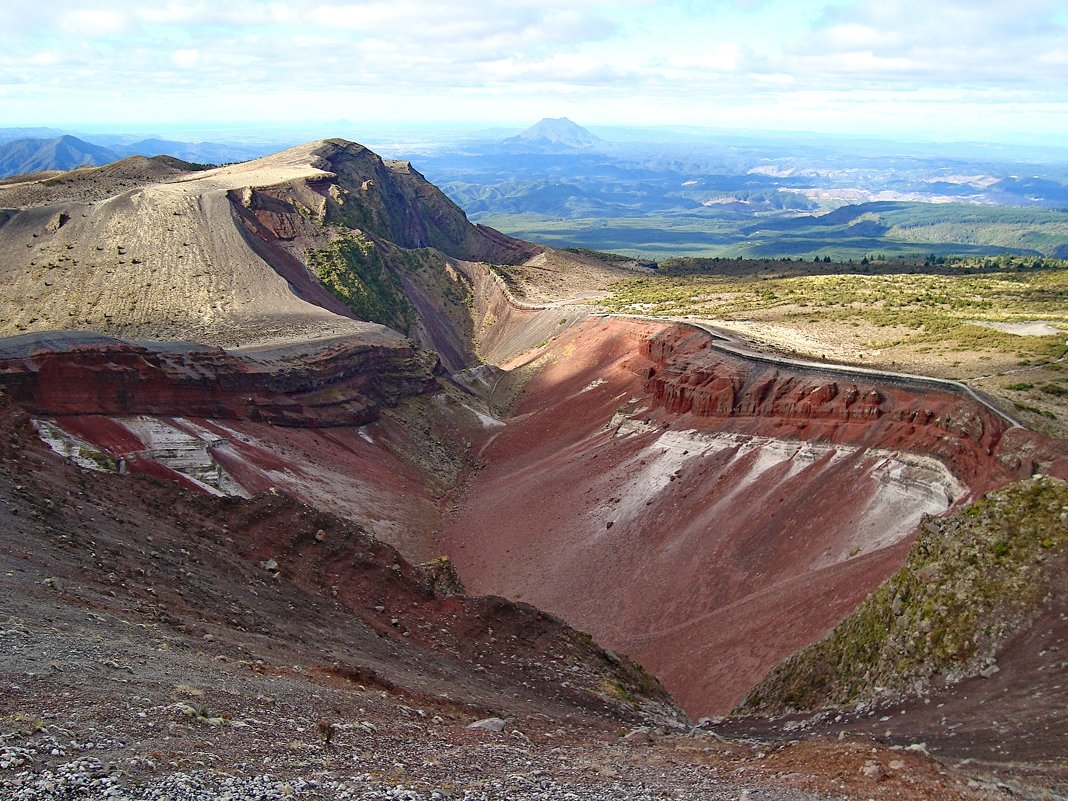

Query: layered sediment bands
left=639, top=326, right=1067, bottom=491
left=444, top=319, right=1068, bottom=716
left=0, top=330, right=435, bottom=427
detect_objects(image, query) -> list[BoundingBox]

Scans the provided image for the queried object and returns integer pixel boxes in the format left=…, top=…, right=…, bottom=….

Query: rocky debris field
left=0, top=603, right=1002, bottom=801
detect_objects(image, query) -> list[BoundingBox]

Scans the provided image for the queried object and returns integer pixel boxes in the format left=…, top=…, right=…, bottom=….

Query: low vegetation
left=594, top=255, right=1068, bottom=432
left=307, top=232, right=414, bottom=332
left=480, top=202, right=1068, bottom=261
left=738, top=477, right=1068, bottom=714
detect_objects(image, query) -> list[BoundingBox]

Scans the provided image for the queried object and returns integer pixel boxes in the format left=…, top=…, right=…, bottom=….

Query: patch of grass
left=77, top=447, right=118, bottom=471
left=1015, top=402, right=1058, bottom=419
left=1039, top=383, right=1068, bottom=397
left=307, top=232, right=414, bottom=332
left=596, top=263, right=1068, bottom=364
left=600, top=678, right=638, bottom=708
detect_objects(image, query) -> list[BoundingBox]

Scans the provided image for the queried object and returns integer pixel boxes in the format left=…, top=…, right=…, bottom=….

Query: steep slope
left=0, top=389, right=998, bottom=801
left=741, top=476, right=1068, bottom=714
left=0, top=139, right=633, bottom=568
left=0, top=389, right=684, bottom=787
left=734, top=477, right=1068, bottom=796
left=0, top=138, right=536, bottom=348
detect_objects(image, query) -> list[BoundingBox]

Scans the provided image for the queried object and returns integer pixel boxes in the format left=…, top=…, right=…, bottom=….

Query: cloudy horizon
left=2, top=0, right=1066, bottom=146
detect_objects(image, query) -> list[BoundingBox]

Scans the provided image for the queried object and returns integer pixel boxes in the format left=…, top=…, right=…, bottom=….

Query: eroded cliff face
left=0, top=329, right=475, bottom=560
left=0, top=330, right=435, bottom=427
left=442, top=319, right=1068, bottom=716
left=638, top=327, right=1067, bottom=492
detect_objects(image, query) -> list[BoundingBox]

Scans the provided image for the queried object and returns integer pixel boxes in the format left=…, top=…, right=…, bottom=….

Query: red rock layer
left=0, top=331, right=434, bottom=427
left=639, top=326, right=1067, bottom=492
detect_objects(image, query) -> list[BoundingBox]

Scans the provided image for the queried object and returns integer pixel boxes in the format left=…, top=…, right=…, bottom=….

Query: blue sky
left=2, top=0, right=1066, bottom=144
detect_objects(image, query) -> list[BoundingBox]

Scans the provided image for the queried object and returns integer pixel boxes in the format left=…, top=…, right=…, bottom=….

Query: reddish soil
left=0, top=389, right=678, bottom=725
left=442, top=319, right=1068, bottom=718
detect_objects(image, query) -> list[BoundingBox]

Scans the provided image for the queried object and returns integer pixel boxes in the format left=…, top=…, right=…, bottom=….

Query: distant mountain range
left=0, top=135, right=117, bottom=177
left=0, top=134, right=271, bottom=179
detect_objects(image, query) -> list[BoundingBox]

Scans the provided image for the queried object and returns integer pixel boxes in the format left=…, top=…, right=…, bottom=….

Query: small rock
left=315, top=529, right=327, bottom=542
left=261, top=559, right=279, bottom=572
left=623, top=727, right=653, bottom=745
left=888, top=759, right=906, bottom=770
left=860, top=761, right=886, bottom=780
left=45, top=212, right=70, bottom=233
left=467, top=717, right=506, bottom=732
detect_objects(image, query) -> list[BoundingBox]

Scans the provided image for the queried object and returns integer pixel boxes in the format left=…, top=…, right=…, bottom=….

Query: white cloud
left=171, top=49, right=200, bottom=69
left=792, top=0, right=1068, bottom=88
left=0, top=0, right=1063, bottom=144
left=56, top=8, right=129, bottom=38
left=135, top=3, right=211, bottom=25
left=29, top=51, right=60, bottom=66
left=666, top=44, right=745, bottom=74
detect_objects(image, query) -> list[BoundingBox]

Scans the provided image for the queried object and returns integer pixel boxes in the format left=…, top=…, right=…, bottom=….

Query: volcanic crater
left=2, top=139, right=1067, bottom=798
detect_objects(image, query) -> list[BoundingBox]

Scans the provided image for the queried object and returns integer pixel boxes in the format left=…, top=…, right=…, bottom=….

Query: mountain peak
left=502, top=117, right=600, bottom=151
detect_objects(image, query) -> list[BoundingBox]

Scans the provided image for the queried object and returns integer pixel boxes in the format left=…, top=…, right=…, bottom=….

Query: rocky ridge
left=640, top=325, right=1068, bottom=491
left=0, top=139, right=537, bottom=348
